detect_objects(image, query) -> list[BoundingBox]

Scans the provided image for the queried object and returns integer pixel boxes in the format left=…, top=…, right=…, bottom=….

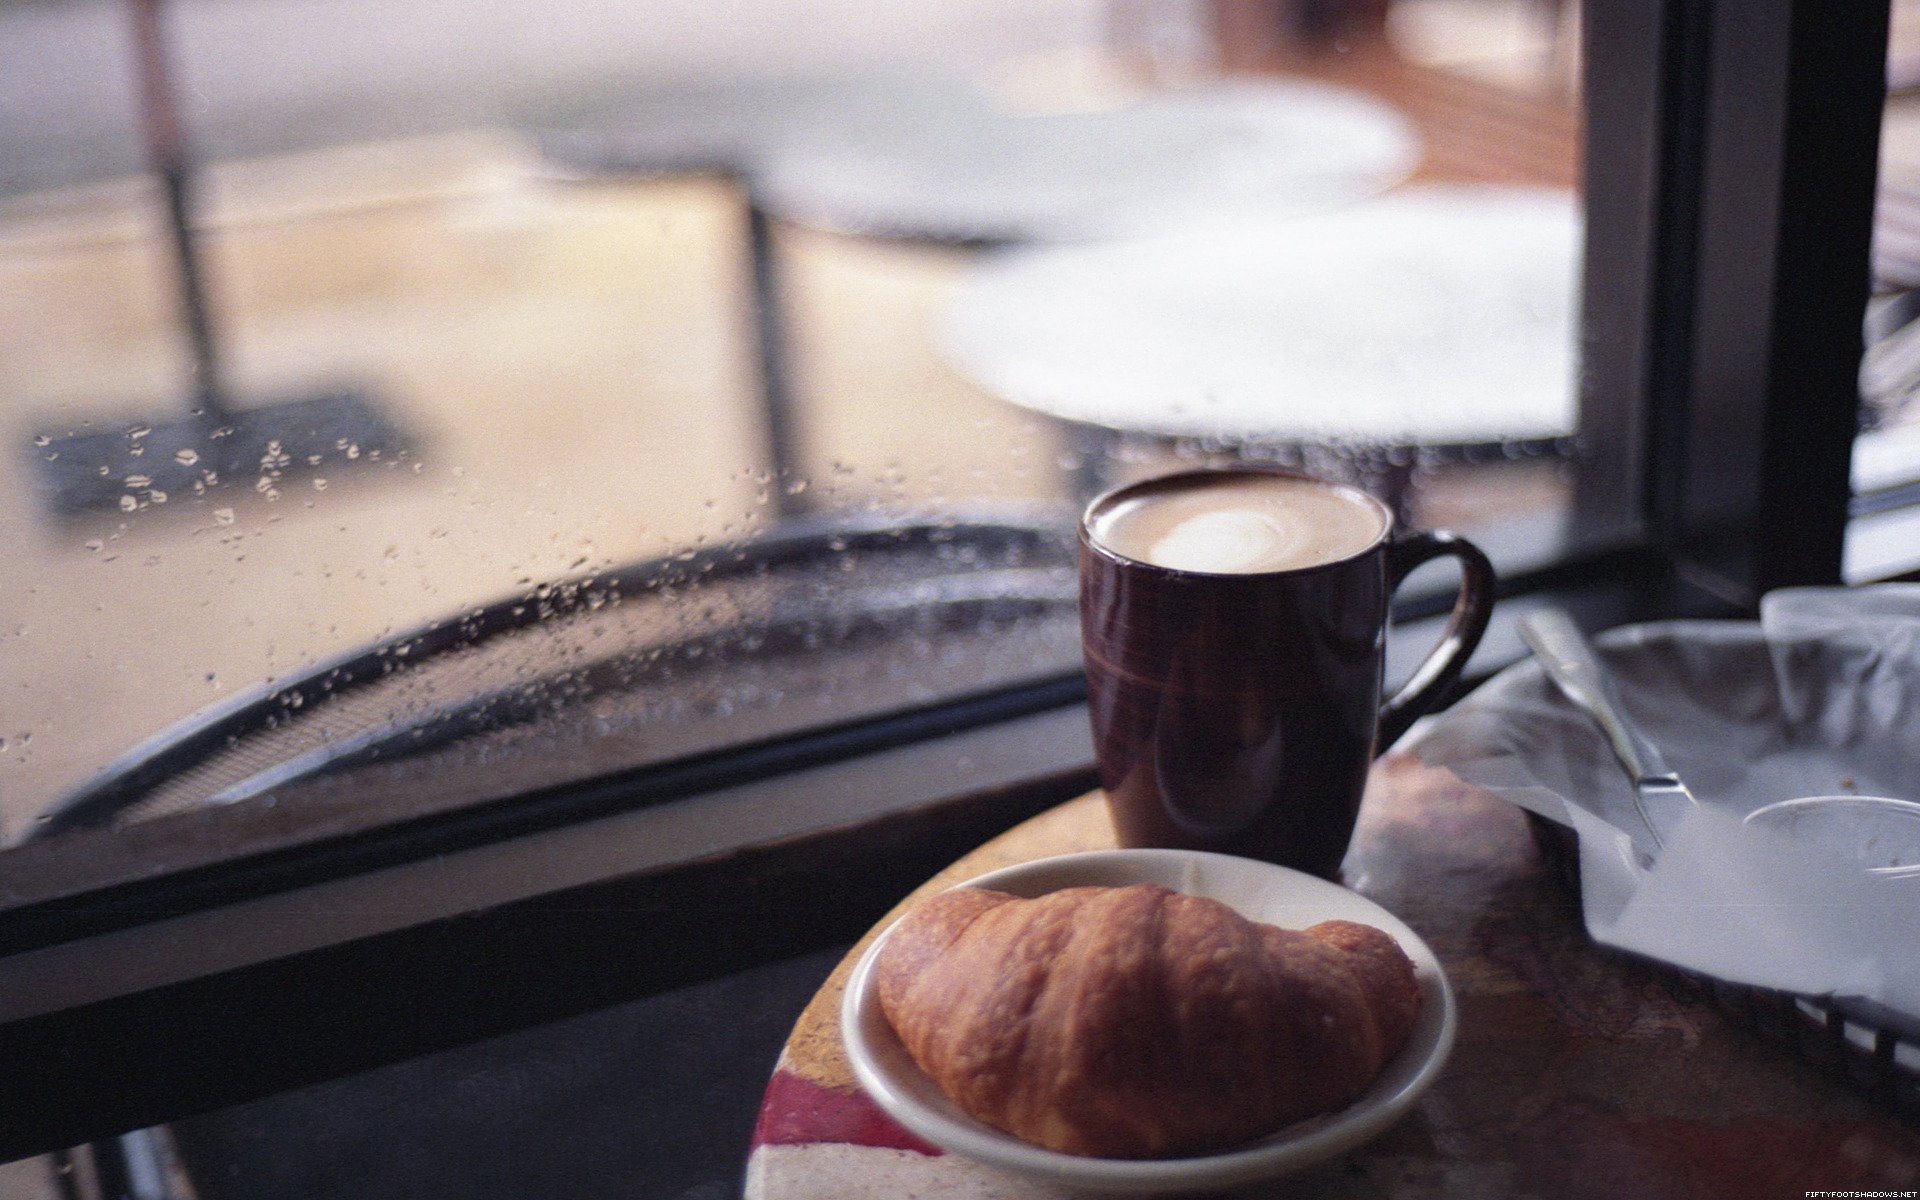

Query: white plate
left=840, top=848, right=1456, bottom=1195
left=939, top=185, right=1579, bottom=446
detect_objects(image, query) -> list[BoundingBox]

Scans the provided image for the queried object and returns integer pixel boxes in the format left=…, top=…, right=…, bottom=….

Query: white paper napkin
left=1410, top=585, right=1920, bottom=1022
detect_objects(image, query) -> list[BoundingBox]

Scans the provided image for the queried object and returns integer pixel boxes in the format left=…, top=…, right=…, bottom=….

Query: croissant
left=873, top=883, right=1420, bottom=1158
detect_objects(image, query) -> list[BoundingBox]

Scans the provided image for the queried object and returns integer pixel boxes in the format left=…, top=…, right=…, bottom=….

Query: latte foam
left=1088, top=473, right=1387, bottom=574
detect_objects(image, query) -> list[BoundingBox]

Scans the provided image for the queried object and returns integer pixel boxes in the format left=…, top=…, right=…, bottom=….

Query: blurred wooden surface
left=1277, top=36, right=1578, bottom=188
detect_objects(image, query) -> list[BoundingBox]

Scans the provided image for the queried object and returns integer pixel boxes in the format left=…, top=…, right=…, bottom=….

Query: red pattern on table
left=751, top=1068, right=944, bottom=1156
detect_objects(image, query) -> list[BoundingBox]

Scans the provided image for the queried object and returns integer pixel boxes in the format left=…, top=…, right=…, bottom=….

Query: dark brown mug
left=1079, top=467, right=1495, bottom=878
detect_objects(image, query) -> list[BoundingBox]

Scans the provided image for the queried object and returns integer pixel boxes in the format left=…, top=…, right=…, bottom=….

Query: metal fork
left=1516, top=608, right=1697, bottom=851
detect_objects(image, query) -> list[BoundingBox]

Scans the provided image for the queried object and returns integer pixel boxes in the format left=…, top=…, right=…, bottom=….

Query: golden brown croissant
left=873, top=883, right=1420, bottom=1158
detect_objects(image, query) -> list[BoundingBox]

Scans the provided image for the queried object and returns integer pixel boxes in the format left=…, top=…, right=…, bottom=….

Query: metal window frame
left=1583, top=0, right=1889, bottom=605
left=0, top=0, right=1894, bottom=1160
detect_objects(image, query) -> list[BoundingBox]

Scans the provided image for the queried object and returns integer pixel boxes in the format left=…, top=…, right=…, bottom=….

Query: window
left=2, top=0, right=1606, bottom=866
left=0, top=0, right=1894, bottom=1164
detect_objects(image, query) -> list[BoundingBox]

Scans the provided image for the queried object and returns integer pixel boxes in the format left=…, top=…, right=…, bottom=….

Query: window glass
left=0, top=0, right=1601, bottom=856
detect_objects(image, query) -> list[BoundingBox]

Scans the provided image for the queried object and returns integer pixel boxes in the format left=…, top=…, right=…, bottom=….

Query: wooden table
left=745, top=755, right=1920, bottom=1197
left=1261, top=39, right=1580, bottom=191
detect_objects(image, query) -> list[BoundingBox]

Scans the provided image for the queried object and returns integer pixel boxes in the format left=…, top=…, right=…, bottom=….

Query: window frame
left=0, top=0, right=1894, bottom=1160
left=1579, top=0, right=1889, bottom=608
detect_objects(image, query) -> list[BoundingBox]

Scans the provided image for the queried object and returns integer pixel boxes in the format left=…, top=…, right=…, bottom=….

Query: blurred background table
left=748, top=77, right=1420, bottom=244
left=935, top=184, right=1580, bottom=511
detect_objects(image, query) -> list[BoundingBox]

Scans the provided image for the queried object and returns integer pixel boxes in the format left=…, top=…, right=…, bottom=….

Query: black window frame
left=0, top=0, right=1895, bottom=1160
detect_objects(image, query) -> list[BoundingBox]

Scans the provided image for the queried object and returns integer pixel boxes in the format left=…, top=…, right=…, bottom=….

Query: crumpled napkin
left=1410, top=585, right=1920, bottom=1025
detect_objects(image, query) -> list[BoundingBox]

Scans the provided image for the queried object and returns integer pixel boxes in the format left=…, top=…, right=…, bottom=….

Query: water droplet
left=175, top=448, right=200, bottom=465
left=32, top=434, right=50, bottom=447
left=118, top=495, right=138, bottom=512
left=83, top=539, right=103, bottom=552
left=312, top=478, right=328, bottom=491
left=124, top=474, right=151, bottom=488
left=213, top=507, right=235, bottom=525
left=127, top=424, right=151, bottom=440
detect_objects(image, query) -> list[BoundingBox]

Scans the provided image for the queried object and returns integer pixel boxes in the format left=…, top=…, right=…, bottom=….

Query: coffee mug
left=1079, top=467, right=1495, bottom=878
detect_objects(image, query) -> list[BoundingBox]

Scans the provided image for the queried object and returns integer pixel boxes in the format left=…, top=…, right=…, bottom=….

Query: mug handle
left=1376, top=529, right=1496, bottom=752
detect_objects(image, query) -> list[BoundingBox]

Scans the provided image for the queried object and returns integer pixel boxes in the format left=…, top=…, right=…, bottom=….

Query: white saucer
left=840, top=848, right=1456, bottom=1195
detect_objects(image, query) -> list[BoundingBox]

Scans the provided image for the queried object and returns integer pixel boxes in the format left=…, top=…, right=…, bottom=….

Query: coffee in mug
left=1085, top=471, right=1389, bottom=575
left=1079, top=468, right=1494, bottom=878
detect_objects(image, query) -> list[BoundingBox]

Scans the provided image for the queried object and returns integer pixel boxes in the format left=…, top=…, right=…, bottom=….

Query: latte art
left=1088, top=473, right=1387, bottom=574
left=1145, top=508, right=1311, bottom=574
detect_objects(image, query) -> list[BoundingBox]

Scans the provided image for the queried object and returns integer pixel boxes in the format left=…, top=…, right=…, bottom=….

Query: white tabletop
left=537, top=72, right=982, bottom=177
left=754, top=78, right=1420, bottom=244
left=938, top=186, right=1581, bottom=447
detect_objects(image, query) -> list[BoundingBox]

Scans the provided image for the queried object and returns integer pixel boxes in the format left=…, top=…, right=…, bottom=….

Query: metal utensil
left=1516, top=608, right=1696, bottom=852
left=1518, top=608, right=1920, bottom=877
